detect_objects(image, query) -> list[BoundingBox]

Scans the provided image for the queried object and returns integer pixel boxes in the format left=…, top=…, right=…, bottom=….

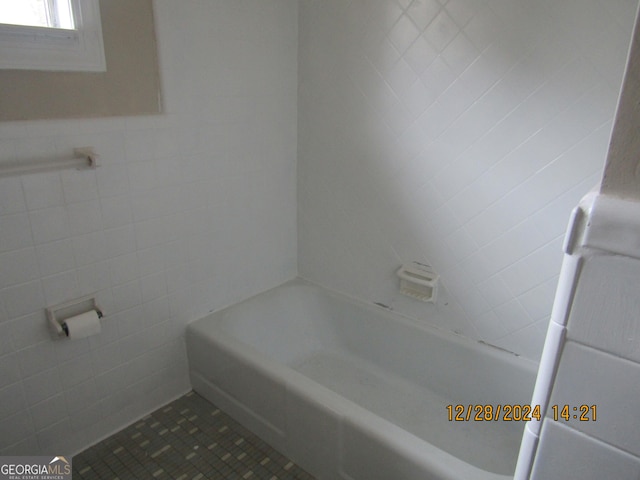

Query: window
left=0, top=0, right=161, bottom=121
left=0, top=0, right=75, bottom=30
left=0, top=0, right=105, bottom=71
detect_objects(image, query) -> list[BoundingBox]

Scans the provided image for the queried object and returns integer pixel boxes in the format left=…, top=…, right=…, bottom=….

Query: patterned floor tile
left=73, top=391, right=316, bottom=480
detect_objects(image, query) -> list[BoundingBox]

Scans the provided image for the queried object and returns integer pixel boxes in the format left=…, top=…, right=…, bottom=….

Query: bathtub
left=186, top=279, right=537, bottom=480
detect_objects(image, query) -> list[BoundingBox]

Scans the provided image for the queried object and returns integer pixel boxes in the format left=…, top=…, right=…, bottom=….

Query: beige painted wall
left=601, top=4, right=640, bottom=200
left=0, top=0, right=161, bottom=121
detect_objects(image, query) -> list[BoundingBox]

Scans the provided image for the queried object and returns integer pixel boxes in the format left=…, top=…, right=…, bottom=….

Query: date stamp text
left=446, top=404, right=597, bottom=422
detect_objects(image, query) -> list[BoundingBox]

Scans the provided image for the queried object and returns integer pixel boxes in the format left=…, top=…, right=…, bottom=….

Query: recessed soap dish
left=397, top=262, right=439, bottom=303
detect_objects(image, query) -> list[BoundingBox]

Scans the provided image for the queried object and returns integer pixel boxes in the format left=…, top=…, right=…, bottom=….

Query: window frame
left=0, top=0, right=106, bottom=72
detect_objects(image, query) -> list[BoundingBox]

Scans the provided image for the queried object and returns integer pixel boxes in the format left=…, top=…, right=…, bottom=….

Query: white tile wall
left=568, top=254, right=640, bottom=363
left=549, top=341, right=640, bottom=457
left=0, top=0, right=298, bottom=455
left=297, top=0, right=638, bottom=360
left=524, top=193, right=640, bottom=479
left=532, top=421, right=640, bottom=480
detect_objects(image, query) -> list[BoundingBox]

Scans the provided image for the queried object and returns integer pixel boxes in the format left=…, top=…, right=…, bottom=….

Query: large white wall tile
left=8, top=312, right=51, bottom=350
left=28, top=207, right=71, bottom=245
left=23, top=367, right=62, bottom=406
left=2, top=281, right=46, bottom=320
left=0, top=412, right=35, bottom=451
left=0, top=248, right=40, bottom=289
left=22, top=173, right=65, bottom=211
left=0, top=382, right=26, bottom=420
left=567, top=254, right=640, bottom=362
left=36, top=240, right=76, bottom=278
left=0, top=177, right=26, bottom=215
left=532, top=421, right=640, bottom=480
left=0, top=213, right=33, bottom=253
left=549, top=341, right=640, bottom=457
left=0, top=352, right=22, bottom=386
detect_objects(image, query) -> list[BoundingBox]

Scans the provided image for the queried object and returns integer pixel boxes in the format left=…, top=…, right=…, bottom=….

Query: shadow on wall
left=297, top=0, right=638, bottom=361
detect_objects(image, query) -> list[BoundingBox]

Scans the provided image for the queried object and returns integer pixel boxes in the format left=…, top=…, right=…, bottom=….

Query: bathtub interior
left=188, top=279, right=537, bottom=477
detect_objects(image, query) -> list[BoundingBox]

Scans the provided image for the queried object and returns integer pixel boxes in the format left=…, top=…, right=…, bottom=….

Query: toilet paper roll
left=63, top=310, right=102, bottom=339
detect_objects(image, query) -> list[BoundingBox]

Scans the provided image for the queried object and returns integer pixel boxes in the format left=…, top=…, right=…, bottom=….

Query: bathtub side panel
left=284, top=381, right=342, bottom=480
left=340, top=416, right=506, bottom=480
left=186, top=328, right=287, bottom=447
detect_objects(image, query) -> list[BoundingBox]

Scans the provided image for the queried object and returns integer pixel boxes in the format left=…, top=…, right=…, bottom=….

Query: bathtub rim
left=191, top=276, right=539, bottom=376
left=187, top=277, right=538, bottom=479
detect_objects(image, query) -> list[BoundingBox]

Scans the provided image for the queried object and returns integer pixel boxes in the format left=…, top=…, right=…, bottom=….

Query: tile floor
left=72, top=391, right=316, bottom=480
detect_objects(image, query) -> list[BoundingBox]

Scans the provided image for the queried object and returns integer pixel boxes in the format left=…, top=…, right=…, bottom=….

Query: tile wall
left=1, top=0, right=637, bottom=459
left=527, top=202, right=640, bottom=478
left=0, top=0, right=298, bottom=455
left=297, top=0, right=638, bottom=360
left=526, top=18, right=640, bottom=472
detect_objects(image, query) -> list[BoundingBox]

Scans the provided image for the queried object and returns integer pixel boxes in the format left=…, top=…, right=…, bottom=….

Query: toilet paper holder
left=46, top=295, right=104, bottom=337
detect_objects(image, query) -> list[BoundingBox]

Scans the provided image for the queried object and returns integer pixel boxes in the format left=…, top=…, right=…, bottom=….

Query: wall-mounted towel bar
left=0, top=147, right=99, bottom=178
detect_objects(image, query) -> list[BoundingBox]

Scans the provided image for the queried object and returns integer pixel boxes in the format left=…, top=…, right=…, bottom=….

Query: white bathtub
left=186, top=279, right=537, bottom=480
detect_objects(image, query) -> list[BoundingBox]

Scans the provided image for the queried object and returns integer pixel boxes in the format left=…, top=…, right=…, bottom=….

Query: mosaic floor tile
left=73, top=391, right=316, bottom=480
